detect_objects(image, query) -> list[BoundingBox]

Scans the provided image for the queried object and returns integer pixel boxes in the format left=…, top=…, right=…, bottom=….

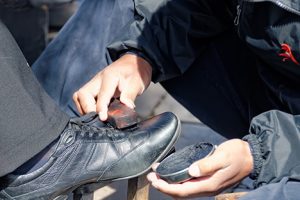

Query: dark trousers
left=0, top=20, right=69, bottom=177
left=0, top=3, right=48, bottom=65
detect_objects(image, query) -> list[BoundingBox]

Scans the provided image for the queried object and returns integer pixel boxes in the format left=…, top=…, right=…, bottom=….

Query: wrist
left=242, top=140, right=254, bottom=175
left=120, top=54, right=152, bottom=71
left=242, top=134, right=264, bottom=180
left=118, top=54, right=152, bottom=87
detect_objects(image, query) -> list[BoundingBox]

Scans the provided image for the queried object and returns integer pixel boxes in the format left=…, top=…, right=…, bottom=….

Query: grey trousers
left=0, top=20, right=69, bottom=177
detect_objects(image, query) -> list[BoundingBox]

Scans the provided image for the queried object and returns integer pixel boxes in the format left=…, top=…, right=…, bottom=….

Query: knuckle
left=77, top=89, right=85, bottom=96
left=72, top=92, right=78, bottom=100
left=81, top=104, right=90, bottom=112
left=102, top=69, right=114, bottom=77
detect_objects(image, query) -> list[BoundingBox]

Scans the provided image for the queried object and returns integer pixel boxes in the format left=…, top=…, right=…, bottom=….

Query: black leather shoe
left=0, top=112, right=180, bottom=200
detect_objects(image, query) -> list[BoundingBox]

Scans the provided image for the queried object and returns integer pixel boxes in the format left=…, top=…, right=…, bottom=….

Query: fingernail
left=152, top=163, right=160, bottom=171
left=189, top=164, right=201, bottom=177
left=99, top=111, right=107, bottom=121
left=123, top=99, right=135, bottom=109
left=127, top=99, right=135, bottom=109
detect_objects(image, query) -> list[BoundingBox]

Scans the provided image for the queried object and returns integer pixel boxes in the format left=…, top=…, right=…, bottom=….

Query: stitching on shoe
left=85, top=143, right=108, bottom=173
left=96, top=132, right=150, bottom=181
left=11, top=144, right=81, bottom=198
left=0, top=190, right=14, bottom=199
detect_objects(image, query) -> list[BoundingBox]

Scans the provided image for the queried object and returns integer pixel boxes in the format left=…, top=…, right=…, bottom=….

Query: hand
left=73, top=54, right=152, bottom=120
left=147, top=139, right=253, bottom=199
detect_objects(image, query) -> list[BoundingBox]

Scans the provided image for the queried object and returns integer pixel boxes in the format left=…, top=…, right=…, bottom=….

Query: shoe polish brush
left=107, top=98, right=138, bottom=129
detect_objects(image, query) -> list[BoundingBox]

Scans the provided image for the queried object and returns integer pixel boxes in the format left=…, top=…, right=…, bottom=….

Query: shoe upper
left=0, top=112, right=180, bottom=199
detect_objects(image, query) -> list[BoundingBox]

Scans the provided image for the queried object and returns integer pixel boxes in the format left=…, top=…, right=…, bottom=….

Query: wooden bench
left=73, top=175, right=150, bottom=200
left=74, top=178, right=247, bottom=200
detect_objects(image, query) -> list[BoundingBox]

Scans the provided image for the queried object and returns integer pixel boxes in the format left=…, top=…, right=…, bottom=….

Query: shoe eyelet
left=119, top=133, right=125, bottom=137
left=64, top=131, right=75, bottom=145
left=114, top=133, right=119, bottom=137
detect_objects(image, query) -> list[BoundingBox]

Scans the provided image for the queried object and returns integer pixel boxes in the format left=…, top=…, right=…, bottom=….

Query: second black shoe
left=0, top=112, right=180, bottom=200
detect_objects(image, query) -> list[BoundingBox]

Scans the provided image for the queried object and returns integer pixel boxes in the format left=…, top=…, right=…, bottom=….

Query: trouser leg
left=32, top=0, right=135, bottom=116
left=0, top=20, right=69, bottom=177
left=0, top=3, right=48, bottom=65
left=161, top=29, right=279, bottom=138
left=240, top=177, right=299, bottom=200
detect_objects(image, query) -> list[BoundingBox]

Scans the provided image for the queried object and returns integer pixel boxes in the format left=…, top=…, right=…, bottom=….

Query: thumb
left=188, top=152, right=223, bottom=178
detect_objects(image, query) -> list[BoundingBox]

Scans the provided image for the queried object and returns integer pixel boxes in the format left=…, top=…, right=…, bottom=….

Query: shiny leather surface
left=0, top=112, right=180, bottom=199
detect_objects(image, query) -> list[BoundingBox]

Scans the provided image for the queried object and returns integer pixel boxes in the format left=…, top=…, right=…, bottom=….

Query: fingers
left=188, top=149, right=225, bottom=178
left=119, top=77, right=143, bottom=109
left=151, top=163, right=160, bottom=171
left=96, top=73, right=119, bottom=121
left=148, top=140, right=253, bottom=199
left=73, top=75, right=102, bottom=115
left=147, top=172, right=217, bottom=198
left=73, top=91, right=97, bottom=115
left=73, top=54, right=152, bottom=119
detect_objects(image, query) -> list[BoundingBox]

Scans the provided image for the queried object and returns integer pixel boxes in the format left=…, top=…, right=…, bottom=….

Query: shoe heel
left=53, top=194, right=69, bottom=200
left=73, top=182, right=110, bottom=195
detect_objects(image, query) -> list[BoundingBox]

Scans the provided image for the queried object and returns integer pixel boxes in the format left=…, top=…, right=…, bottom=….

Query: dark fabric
left=237, top=1, right=300, bottom=83
left=162, top=30, right=278, bottom=138
left=12, top=137, right=59, bottom=175
left=240, top=177, right=300, bottom=200
left=0, top=20, right=69, bottom=177
left=0, top=0, right=30, bottom=8
left=242, top=134, right=264, bottom=180
left=107, top=0, right=234, bottom=82
left=0, top=4, right=48, bottom=65
left=246, top=110, right=300, bottom=187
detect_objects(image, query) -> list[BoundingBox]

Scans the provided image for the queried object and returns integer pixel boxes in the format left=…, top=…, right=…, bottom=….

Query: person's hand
left=147, top=139, right=253, bottom=199
left=73, top=54, right=152, bottom=120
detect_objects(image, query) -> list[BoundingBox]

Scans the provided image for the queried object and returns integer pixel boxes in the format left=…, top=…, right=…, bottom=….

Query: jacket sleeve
left=243, top=110, right=300, bottom=188
left=106, top=0, right=233, bottom=82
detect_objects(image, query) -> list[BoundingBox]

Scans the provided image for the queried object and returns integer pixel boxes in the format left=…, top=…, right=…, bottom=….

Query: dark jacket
left=107, top=0, right=300, bottom=188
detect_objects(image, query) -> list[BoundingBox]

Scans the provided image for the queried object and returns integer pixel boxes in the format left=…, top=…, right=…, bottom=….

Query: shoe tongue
left=70, top=112, right=100, bottom=125
left=91, top=119, right=106, bottom=128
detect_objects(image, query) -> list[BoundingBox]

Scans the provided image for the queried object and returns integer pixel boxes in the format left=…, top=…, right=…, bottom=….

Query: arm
left=74, top=0, right=233, bottom=118
left=107, top=0, right=233, bottom=82
left=244, top=110, right=300, bottom=187
left=147, top=139, right=253, bottom=198
left=147, top=110, right=300, bottom=198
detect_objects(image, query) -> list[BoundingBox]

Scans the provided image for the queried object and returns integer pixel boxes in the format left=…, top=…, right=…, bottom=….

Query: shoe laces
left=69, top=112, right=125, bottom=139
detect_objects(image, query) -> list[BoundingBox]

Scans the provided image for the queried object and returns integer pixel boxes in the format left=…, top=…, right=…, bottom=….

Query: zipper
left=244, top=0, right=300, bottom=16
left=234, top=0, right=300, bottom=26
left=234, top=4, right=241, bottom=26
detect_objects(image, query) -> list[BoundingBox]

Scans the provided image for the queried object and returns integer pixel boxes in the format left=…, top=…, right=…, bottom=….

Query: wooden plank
left=215, top=192, right=248, bottom=200
left=127, top=175, right=150, bottom=200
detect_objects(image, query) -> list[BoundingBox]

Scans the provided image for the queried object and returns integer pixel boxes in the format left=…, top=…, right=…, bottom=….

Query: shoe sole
left=53, top=114, right=181, bottom=199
